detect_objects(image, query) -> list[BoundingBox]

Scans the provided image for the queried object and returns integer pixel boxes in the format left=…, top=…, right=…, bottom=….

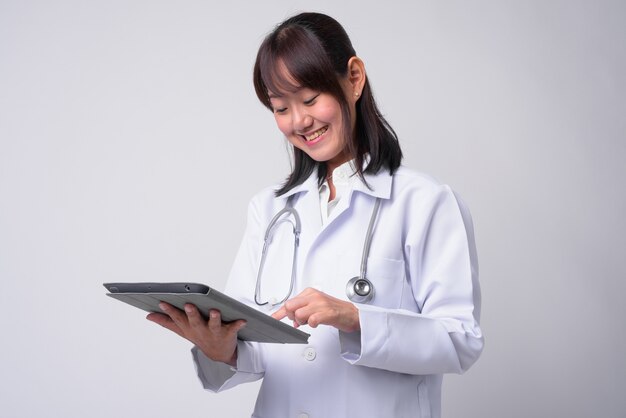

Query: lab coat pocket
left=364, top=256, right=405, bottom=309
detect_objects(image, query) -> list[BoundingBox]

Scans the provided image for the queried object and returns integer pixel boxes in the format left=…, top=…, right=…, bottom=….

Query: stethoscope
left=254, top=194, right=381, bottom=307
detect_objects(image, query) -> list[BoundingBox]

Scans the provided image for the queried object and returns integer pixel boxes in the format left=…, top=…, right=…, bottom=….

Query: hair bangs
left=254, top=25, right=342, bottom=109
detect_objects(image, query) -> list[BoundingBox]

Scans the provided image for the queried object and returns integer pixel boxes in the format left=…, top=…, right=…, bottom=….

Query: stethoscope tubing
left=254, top=202, right=301, bottom=306
left=255, top=195, right=381, bottom=306
left=360, top=198, right=381, bottom=280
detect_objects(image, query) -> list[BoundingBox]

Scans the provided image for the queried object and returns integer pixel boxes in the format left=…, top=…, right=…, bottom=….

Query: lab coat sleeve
left=191, top=340, right=264, bottom=392
left=339, top=185, right=484, bottom=375
left=190, top=197, right=268, bottom=392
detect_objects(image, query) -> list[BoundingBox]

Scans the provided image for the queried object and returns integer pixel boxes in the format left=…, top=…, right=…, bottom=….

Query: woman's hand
left=271, top=288, right=360, bottom=333
left=146, top=303, right=246, bottom=367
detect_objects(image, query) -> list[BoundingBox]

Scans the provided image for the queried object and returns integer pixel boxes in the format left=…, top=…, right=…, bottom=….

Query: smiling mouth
left=303, top=126, right=328, bottom=142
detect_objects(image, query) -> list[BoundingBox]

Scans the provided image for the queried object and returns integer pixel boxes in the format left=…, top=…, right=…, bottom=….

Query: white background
left=1, top=1, right=624, bottom=417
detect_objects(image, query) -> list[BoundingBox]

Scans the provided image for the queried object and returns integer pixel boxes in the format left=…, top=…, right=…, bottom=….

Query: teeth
left=304, top=126, right=328, bottom=141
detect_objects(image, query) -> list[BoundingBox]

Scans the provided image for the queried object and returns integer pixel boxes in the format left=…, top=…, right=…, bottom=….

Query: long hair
left=253, top=12, right=402, bottom=196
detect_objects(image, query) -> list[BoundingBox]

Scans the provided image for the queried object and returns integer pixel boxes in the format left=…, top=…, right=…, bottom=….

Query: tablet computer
left=104, top=282, right=309, bottom=344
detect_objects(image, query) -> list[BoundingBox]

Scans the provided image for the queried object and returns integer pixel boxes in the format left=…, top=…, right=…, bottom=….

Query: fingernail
left=239, top=322, right=247, bottom=330
left=159, top=303, right=168, bottom=311
left=184, top=305, right=192, bottom=313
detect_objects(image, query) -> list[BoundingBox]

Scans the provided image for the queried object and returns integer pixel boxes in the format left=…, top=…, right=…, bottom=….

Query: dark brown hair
left=253, top=12, right=402, bottom=196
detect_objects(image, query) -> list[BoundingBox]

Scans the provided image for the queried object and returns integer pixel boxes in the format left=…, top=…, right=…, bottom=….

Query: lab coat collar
left=279, top=162, right=393, bottom=201
left=280, top=170, right=320, bottom=199
left=358, top=168, right=392, bottom=200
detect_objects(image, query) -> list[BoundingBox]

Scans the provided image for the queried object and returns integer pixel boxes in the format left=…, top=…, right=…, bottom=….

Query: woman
left=148, top=12, right=483, bottom=418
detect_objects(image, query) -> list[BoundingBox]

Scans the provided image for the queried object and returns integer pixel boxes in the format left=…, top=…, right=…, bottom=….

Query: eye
left=303, top=94, right=320, bottom=106
left=273, top=107, right=287, bottom=114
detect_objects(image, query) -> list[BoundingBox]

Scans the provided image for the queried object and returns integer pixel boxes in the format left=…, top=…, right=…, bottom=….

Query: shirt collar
left=328, top=160, right=357, bottom=186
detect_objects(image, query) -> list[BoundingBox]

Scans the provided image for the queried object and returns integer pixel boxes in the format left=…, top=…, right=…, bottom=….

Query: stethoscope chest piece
left=346, top=276, right=374, bottom=303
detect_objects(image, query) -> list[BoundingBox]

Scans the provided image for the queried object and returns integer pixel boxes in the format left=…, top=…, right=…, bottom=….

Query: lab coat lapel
left=282, top=172, right=323, bottom=244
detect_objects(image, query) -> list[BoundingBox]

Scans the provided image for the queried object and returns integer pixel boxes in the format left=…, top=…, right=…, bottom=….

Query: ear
left=346, top=56, right=366, bottom=99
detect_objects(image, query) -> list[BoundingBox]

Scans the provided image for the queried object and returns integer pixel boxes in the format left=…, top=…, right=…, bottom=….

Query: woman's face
left=268, top=78, right=354, bottom=172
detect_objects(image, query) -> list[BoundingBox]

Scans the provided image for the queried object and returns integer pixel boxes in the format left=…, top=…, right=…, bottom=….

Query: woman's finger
left=146, top=312, right=172, bottom=327
left=226, top=319, right=247, bottom=336
left=208, top=309, right=222, bottom=333
left=159, top=302, right=189, bottom=330
left=146, top=312, right=185, bottom=337
left=271, top=305, right=287, bottom=321
left=283, top=296, right=310, bottom=315
left=309, top=301, right=360, bottom=332
left=184, top=303, right=205, bottom=328
left=292, top=304, right=316, bottom=326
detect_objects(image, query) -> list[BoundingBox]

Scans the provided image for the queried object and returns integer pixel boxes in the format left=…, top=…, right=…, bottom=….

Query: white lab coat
left=192, top=166, right=483, bottom=418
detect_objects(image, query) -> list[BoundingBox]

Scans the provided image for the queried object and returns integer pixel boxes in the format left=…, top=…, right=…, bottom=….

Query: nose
left=292, top=106, right=313, bottom=133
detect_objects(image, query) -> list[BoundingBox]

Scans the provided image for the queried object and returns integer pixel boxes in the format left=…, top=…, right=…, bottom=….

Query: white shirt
left=318, top=160, right=357, bottom=223
left=191, top=166, right=483, bottom=418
